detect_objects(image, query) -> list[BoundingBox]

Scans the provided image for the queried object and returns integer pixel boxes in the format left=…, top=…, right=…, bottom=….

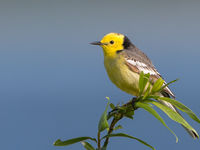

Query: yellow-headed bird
left=91, top=32, right=198, bottom=139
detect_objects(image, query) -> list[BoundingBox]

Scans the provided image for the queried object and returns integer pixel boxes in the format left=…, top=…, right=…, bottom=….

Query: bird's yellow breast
left=104, top=55, right=140, bottom=96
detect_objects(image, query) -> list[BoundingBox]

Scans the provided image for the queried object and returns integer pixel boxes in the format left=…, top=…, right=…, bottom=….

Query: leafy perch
left=54, top=72, right=200, bottom=150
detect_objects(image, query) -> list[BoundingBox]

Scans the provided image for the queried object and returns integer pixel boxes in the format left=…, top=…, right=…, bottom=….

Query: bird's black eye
left=110, top=40, right=114, bottom=44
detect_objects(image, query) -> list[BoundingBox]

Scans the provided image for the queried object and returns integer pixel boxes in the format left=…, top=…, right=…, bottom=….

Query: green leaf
left=158, top=79, right=179, bottom=93
left=143, top=83, right=151, bottom=99
left=110, top=103, right=115, bottom=110
left=151, top=78, right=164, bottom=94
left=80, top=141, right=95, bottom=150
left=144, top=73, right=151, bottom=78
left=98, top=100, right=110, bottom=132
left=157, top=97, right=200, bottom=124
left=135, top=101, right=178, bottom=143
left=113, top=125, right=123, bottom=130
left=139, top=71, right=144, bottom=95
left=105, top=97, right=110, bottom=100
left=145, top=95, right=160, bottom=100
left=102, top=133, right=155, bottom=150
left=54, top=137, right=97, bottom=146
left=124, top=110, right=134, bottom=119
left=147, top=100, right=198, bottom=136
left=139, top=72, right=150, bottom=96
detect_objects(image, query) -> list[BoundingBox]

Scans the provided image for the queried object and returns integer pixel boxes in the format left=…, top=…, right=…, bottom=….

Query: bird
left=91, top=32, right=198, bottom=139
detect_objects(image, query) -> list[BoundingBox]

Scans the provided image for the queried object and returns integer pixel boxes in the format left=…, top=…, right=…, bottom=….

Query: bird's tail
left=159, top=99, right=199, bottom=139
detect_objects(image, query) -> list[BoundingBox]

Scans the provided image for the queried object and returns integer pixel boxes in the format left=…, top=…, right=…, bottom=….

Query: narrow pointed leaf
left=135, top=101, right=178, bottom=142
left=81, top=141, right=95, bottom=150
left=144, top=73, right=150, bottom=78
left=105, top=96, right=110, bottom=100
left=146, top=95, right=160, bottom=100
left=139, top=72, right=150, bottom=96
left=124, top=114, right=133, bottom=119
left=110, top=103, right=115, bottom=110
left=151, top=78, right=164, bottom=94
left=147, top=100, right=198, bottom=137
left=159, top=79, right=179, bottom=93
left=102, top=133, right=155, bottom=150
left=54, top=137, right=97, bottom=146
left=124, top=109, right=134, bottom=119
left=139, top=71, right=144, bottom=95
left=139, top=71, right=144, bottom=82
left=98, top=100, right=110, bottom=132
left=143, top=83, right=151, bottom=99
left=157, top=97, right=200, bottom=123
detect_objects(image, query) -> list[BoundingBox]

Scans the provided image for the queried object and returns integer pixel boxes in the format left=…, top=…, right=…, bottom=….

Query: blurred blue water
left=0, top=0, right=200, bottom=150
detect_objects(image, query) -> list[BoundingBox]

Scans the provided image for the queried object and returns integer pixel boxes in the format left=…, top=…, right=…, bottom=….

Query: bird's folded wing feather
left=124, top=54, right=175, bottom=98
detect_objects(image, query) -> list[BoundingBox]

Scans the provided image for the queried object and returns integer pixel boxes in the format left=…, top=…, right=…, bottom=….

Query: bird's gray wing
left=121, top=47, right=175, bottom=98
left=121, top=47, right=198, bottom=139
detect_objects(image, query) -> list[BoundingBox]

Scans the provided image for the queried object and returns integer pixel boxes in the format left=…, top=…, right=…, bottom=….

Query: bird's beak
left=90, top=41, right=103, bottom=46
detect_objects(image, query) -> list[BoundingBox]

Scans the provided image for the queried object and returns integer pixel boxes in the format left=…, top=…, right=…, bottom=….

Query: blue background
left=0, top=0, right=200, bottom=150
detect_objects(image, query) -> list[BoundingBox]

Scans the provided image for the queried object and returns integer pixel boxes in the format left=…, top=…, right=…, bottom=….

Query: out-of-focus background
left=0, top=0, right=200, bottom=150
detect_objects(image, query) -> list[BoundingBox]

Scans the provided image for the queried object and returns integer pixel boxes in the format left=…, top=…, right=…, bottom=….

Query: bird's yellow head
left=91, top=33, right=128, bottom=57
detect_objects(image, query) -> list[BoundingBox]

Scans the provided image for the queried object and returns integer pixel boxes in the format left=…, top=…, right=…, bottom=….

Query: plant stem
left=103, top=98, right=137, bottom=149
left=97, top=131, right=101, bottom=149
left=103, top=115, right=123, bottom=148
